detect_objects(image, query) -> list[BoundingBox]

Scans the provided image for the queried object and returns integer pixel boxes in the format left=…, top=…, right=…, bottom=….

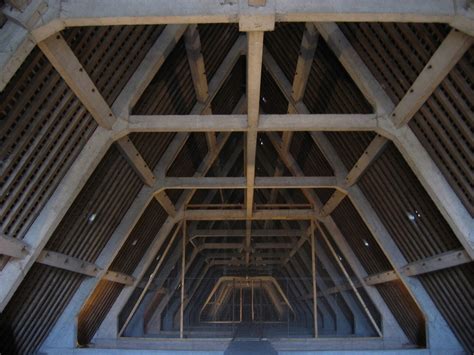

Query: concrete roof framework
left=0, top=0, right=473, bottom=354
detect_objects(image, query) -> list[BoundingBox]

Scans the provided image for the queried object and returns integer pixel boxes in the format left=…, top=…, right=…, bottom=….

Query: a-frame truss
left=0, top=1, right=472, bottom=353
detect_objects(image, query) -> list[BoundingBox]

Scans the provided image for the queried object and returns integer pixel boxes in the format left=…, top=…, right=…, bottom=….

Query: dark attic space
left=0, top=1, right=473, bottom=354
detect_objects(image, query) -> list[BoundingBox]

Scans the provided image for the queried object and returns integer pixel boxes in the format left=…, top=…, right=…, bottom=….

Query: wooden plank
left=127, top=114, right=247, bottom=132
left=184, top=25, right=218, bottom=152
left=191, top=35, right=246, bottom=114
left=38, top=33, right=115, bottom=129
left=36, top=249, right=135, bottom=285
left=281, top=23, right=319, bottom=149
left=184, top=25, right=210, bottom=103
left=127, top=113, right=379, bottom=132
left=392, top=29, right=472, bottom=127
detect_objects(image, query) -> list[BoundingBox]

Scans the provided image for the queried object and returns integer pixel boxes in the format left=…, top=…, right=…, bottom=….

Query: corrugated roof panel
left=198, top=24, right=240, bottom=81
left=290, top=132, right=334, bottom=176
left=409, top=47, right=473, bottom=215
left=376, top=280, right=425, bottom=346
left=260, top=66, right=289, bottom=114
left=211, top=56, right=246, bottom=114
left=359, top=143, right=462, bottom=262
left=304, top=38, right=373, bottom=114
left=109, top=199, right=168, bottom=274
left=0, top=264, right=84, bottom=354
left=45, top=145, right=143, bottom=263
left=265, top=23, right=304, bottom=84
left=0, top=46, right=97, bottom=267
left=63, top=25, right=165, bottom=106
left=129, top=132, right=176, bottom=171
left=132, top=37, right=196, bottom=115
left=418, top=263, right=474, bottom=352
left=332, top=198, right=393, bottom=275
left=324, top=131, right=376, bottom=171
left=206, top=133, right=243, bottom=177
left=77, top=280, right=124, bottom=345
left=166, top=133, right=208, bottom=204
left=339, top=23, right=450, bottom=105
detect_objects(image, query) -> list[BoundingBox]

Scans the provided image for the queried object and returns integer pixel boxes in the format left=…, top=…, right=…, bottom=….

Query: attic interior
left=0, top=1, right=473, bottom=354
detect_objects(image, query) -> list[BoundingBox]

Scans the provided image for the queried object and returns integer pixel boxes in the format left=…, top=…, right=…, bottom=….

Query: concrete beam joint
left=239, top=0, right=275, bottom=31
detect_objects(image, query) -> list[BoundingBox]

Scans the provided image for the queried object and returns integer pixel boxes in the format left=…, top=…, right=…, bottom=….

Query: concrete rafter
left=0, top=26, right=245, bottom=311
left=0, top=1, right=472, bottom=352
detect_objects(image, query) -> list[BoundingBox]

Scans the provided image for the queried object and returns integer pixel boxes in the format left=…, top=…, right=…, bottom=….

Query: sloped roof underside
left=0, top=3, right=473, bottom=354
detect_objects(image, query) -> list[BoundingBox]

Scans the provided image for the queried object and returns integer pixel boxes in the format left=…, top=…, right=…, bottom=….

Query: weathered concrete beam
left=184, top=24, right=217, bottom=152
left=127, top=113, right=379, bottom=132
left=184, top=208, right=315, bottom=221
left=36, top=249, right=135, bottom=285
left=281, top=22, right=319, bottom=150
left=38, top=33, right=116, bottom=129
left=55, top=0, right=471, bottom=27
left=0, top=235, right=29, bottom=259
left=160, top=176, right=339, bottom=190
left=189, top=229, right=303, bottom=239
left=401, top=249, right=471, bottom=277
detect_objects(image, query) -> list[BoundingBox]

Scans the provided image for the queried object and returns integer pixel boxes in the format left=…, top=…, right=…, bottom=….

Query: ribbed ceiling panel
left=211, top=57, right=245, bottom=114
left=418, top=263, right=474, bottom=352
left=198, top=24, right=240, bottom=81
left=338, top=23, right=449, bottom=105
left=324, top=131, right=376, bottom=171
left=409, top=48, right=473, bottom=215
left=332, top=198, right=393, bottom=275
left=375, top=280, right=425, bottom=346
left=0, top=47, right=96, bottom=252
left=264, top=22, right=304, bottom=84
left=290, top=132, right=334, bottom=176
left=359, top=143, right=461, bottom=262
left=109, top=199, right=167, bottom=274
left=304, top=38, right=373, bottom=114
left=0, top=264, right=84, bottom=354
left=77, top=280, right=124, bottom=345
left=132, top=37, right=196, bottom=115
left=63, top=25, right=164, bottom=106
left=129, top=132, right=176, bottom=171
left=45, top=145, right=143, bottom=263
